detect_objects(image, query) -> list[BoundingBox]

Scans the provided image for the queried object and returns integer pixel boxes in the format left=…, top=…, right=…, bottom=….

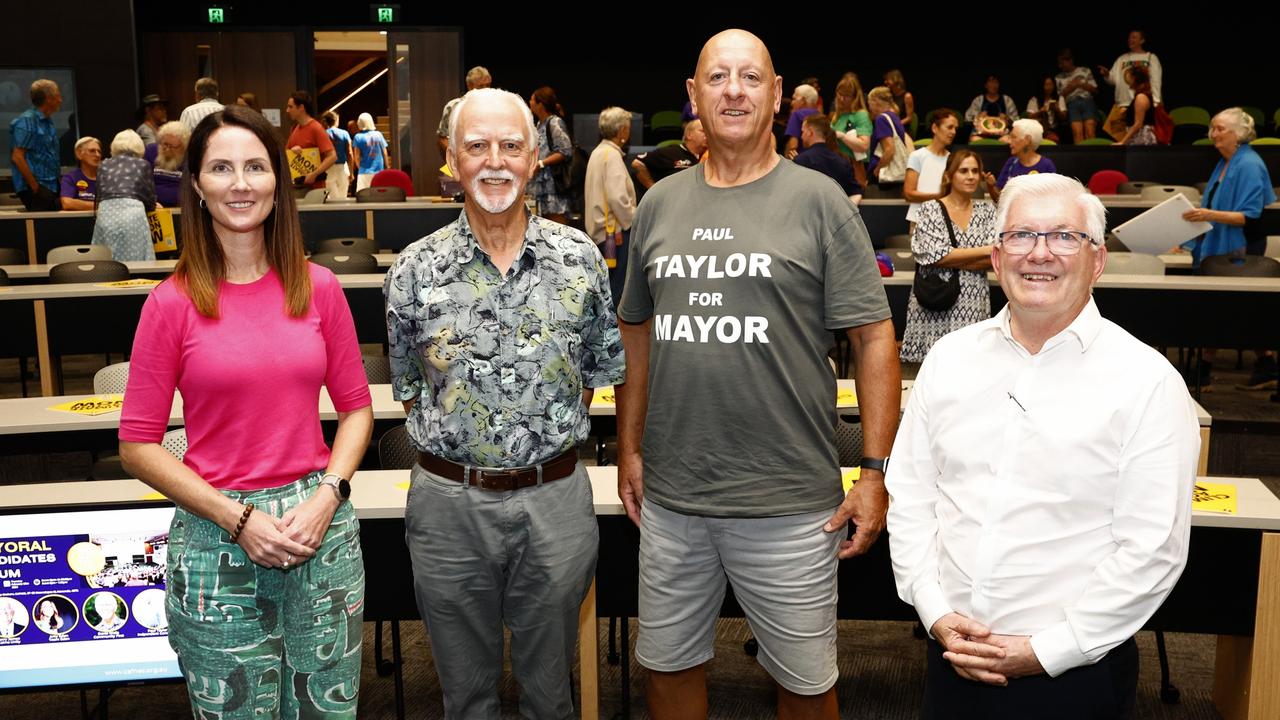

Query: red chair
left=1087, top=169, right=1129, bottom=195
left=370, top=169, right=414, bottom=197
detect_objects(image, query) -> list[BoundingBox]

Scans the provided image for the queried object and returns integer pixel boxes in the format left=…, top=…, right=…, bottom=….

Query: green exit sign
left=371, top=4, right=400, bottom=23
left=207, top=7, right=224, bottom=23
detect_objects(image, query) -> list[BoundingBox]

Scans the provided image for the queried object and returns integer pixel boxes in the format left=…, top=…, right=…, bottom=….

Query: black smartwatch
left=860, top=456, right=890, bottom=474
left=320, top=473, right=351, bottom=501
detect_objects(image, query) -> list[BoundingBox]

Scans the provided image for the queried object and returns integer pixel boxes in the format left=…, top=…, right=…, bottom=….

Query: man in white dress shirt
left=886, top=172, right=1199, bottom=719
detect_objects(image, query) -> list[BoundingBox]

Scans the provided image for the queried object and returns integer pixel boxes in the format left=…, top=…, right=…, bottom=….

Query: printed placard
left=147, top=208, right=176, bottom=252
left=1193, top=482, right=1237, bottom=515
left=94, top=279, right=160, bottom=289
left=47, top=395, right=124, bottom=416
left=287, top=147, right=322, bottom=181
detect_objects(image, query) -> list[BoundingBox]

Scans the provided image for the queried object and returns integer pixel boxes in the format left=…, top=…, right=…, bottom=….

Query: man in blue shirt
left=321, top=111, right=352, bottom=199
left=9, top=79, right=62, bottom=211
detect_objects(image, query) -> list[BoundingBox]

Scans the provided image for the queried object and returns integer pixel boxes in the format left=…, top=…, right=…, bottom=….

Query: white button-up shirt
left=886, top=298, right=1198, bottom=677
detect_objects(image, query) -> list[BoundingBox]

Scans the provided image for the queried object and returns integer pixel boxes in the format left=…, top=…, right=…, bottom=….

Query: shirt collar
left=454, top=207, right=539, bottom=268
left=989, top=297, right=1104, bottom=354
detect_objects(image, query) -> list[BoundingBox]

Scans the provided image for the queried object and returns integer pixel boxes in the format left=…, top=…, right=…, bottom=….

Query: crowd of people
left=0, top=24, right=1270, bottom=718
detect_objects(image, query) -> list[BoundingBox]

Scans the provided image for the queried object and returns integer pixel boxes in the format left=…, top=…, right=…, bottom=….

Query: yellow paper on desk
left=95, top=278, right=161, bottom=288
left=1193, top=482, right=1237, bottom=515
left=287, top=147, right=322, bottom=181
left=440, top=163, right=453, bottom=178
left=49, top=394, right=124, bottom=416
left=148, top=207, right=177, bottom=252
left=836, top=388, right=857, bottom=406
left=842, top=467, right=860, bottom=493
left=595, top=387, right=616, bottom=405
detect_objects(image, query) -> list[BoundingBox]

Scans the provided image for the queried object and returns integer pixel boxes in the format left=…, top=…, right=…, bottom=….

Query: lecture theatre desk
left=2, top=470, right=1277, bottom=720
left=0, top=382, right=1215, bottom=478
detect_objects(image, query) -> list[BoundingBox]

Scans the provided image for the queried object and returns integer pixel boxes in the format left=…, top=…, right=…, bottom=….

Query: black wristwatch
left=320, top=473, right=351, bottom=502
left=860, top=456, right=890, bottom=474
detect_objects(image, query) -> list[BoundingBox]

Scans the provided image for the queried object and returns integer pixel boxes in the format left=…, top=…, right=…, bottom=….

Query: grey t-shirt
left=618, top=158, right=891, bottom=517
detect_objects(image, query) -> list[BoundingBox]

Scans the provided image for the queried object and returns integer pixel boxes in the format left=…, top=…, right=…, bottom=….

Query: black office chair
left=884, top=234, right=912, bottom=250
left=362, top=354, right=391, bottom=385
left=0, top=247, right=26, bottom=265
left=1116, top=180, right=1161, bottom=195
left=49, top=260, right=129, bottom=284
left=308, top=252, right=378, bottom=275
left=317, top=237, right=378, bottom=255
left=834, top=416, right=865, bottom=467
left=0, top=267, right=8, bottom=285
left=356, top=186, right=406, bottom=203
left=1197, top=255, right=1280, bottom=278
left=373, top=425, right=413, bottom=717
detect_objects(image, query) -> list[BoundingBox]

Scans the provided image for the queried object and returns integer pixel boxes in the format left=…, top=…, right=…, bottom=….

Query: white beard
left=155, top=151, right=183, bottom=172
left=469, top=170, right=520, bottom=213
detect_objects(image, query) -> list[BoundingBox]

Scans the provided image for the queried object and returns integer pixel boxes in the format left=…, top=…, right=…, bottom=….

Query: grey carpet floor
left=0, top=619, right=1224, bottom=719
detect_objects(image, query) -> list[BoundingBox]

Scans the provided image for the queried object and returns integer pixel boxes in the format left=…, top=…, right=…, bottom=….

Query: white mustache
left=475, top=170, right=517, bottom=183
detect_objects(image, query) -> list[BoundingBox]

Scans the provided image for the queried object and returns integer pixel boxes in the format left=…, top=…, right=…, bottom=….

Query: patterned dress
left=532, top=115, right=574, bottom=215
left=900, top=199, right=996, bottom=362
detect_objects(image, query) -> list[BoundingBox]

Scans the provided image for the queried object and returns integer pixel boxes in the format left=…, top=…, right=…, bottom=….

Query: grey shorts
left=636, top=498, right=842, bottom=695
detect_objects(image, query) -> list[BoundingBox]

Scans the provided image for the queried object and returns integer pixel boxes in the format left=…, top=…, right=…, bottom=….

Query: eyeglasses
left=996, top=230, right=1097, bottom=256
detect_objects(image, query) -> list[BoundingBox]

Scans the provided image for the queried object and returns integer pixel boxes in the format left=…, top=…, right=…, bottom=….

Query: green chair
left=1193, top=137, right=1215, bottom=146
left=1169, top=106, right=1211, bottom=126
left=657, top=139, right=682, bottom=148
left=969, top=138, right=1004, bottom=146
left=1040, top=139, right=1057, bottom=146
left=650, top=110, right=684, bottom=133
left=1242, top=106, right=1266, bottom=131
left=914, top=137, right=930, bottom=147
left=1251, top=137, right=1280, bottom=145
left=1076, top=138, right=1115, bottom=146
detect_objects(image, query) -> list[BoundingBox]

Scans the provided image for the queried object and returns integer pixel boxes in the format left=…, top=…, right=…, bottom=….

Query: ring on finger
left=283, top=554, right=294, bottom=569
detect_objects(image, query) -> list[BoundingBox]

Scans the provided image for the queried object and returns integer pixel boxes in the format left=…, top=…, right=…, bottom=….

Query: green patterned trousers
left=166, top=472, right=365, bottom=719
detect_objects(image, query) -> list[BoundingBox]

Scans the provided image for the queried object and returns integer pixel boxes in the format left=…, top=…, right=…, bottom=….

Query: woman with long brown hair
left=119, top=104, right=372, bottom=718
left=900, top=149, right=997, bottom=362
left=529, top=85, right=574, bottom=223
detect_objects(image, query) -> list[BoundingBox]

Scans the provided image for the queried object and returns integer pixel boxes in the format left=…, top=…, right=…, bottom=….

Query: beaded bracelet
left=229, top=503, right=255, bottom=543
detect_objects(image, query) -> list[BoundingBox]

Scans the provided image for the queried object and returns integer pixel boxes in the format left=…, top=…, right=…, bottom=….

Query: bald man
left=615, top=29, right=900, bottom=719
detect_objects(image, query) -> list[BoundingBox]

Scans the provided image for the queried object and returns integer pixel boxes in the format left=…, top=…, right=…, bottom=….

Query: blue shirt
left=327, top=127, right=352, bottom=164
left=9, top=107, right=59, bottom=193
left=353, top=130, right=387, bottom=175
left=385, top=210, right=626, bottom=467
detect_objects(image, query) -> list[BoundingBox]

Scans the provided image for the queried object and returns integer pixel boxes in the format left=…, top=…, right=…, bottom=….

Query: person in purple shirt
left=143, top=121, right=190, bottom=207
left=994, top=119, right=1057, bottom=197
left=60, top=136, right=101, bottom=210
left=867, top=86, right=911, bottom=186
left=783, top=83, right=820, bottom=159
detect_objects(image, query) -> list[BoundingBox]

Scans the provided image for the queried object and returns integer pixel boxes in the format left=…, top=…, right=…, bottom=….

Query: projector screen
left=0, top=504, right=181, bottom=692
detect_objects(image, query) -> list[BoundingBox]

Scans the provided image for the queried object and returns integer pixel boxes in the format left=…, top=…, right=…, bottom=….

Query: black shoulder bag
left=911, top=199, right=961, bottom=311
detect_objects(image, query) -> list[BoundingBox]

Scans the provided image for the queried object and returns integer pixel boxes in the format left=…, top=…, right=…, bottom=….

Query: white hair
left=110, top=129, right=145, bottom=158
left=74, top=136, right=100, bottom=155
left=357, top=112, right=375, bottom=131
left=1011, top=118, right=1044, bottom=148
left=465, top=66, right=492, bottom=88
left=448, top=87, right=538, bottom=156
left=598, top=107, right=632, bottom=140
left=156, top=121, right=190, bottom=145
left=1213, top=107, right=1257, bottom=144
left=996, top=173, right=1107, bottom=245
left=794, top=84, right=819, bottom=104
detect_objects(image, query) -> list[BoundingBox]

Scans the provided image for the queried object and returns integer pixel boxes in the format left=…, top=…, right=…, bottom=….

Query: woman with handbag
left=529, top=86, right=574, bottom=223
left=900, top=149, right=997, bottom=363
left=91, top=129, right=158, bottom=261
left=867, top=86, right=912, bottom=190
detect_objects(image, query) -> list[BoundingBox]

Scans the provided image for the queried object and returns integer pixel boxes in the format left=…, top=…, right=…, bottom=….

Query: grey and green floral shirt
left=385, top=210, right=625, bottom=467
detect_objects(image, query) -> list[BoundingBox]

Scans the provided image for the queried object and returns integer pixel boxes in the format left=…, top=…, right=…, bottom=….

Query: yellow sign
left=595, top=387, right=616, bottom=405
left=95, top=279, right=161, bottom=288
left=1193, top=482, right=1237, bottom=515
left=140, top=491, right=167, bottom=501
left=287, top=147, right=322, bottom=181
left=148, top=207, right=177, bottom=252
left=396, top=481, right=410, bottom=490
left=836, top=388, right=857, bottom=407
left=842, top=467, right=860, bottom=493
left=48, top=394, right=124, bottom=416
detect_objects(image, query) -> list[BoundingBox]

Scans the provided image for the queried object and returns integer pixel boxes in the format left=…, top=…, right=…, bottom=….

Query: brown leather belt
left=415, top=448, right=578, bottom=492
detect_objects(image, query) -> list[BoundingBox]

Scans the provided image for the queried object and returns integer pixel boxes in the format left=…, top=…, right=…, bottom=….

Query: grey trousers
left=405, top=461, right=598, bottom=720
